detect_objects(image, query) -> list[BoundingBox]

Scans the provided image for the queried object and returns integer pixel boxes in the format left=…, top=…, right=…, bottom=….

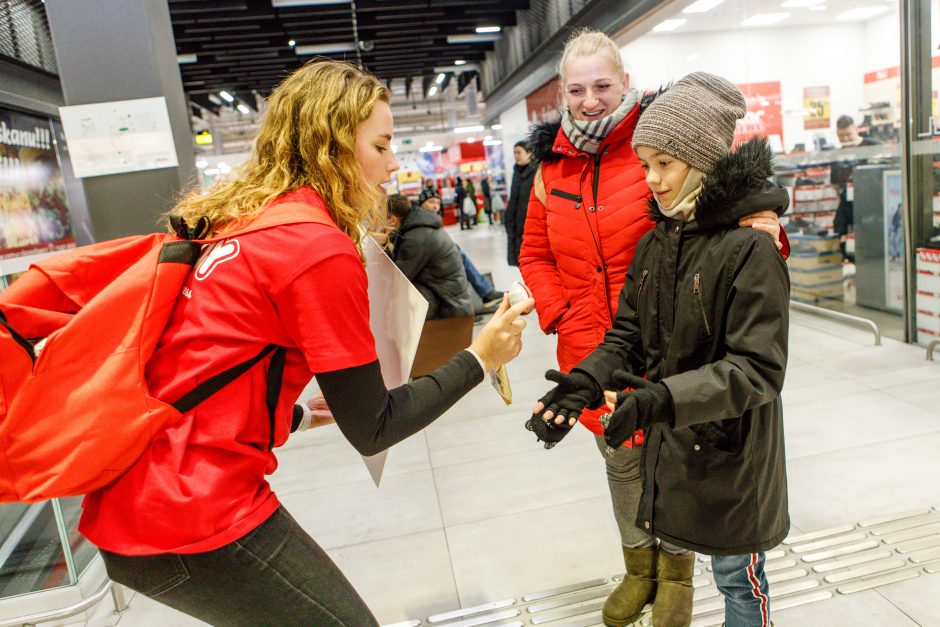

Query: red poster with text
left=733, top=81, right=783, bottom=149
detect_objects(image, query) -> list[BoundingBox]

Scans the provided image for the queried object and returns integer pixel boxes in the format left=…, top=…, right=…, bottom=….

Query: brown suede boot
left=602, top=546, right=657, bottom=627
left=651, top=550, right=694, bottom=627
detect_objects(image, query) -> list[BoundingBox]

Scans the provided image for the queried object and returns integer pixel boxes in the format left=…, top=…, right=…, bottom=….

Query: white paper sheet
left=360, top=235, right=429, bottom=486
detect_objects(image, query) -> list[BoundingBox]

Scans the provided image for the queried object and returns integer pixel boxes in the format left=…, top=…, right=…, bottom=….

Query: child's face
left=636, top=145, right=691, bottom=209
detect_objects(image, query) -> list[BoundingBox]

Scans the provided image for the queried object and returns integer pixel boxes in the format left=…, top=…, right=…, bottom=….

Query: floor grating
left=383, top=506, right=940, bottom=627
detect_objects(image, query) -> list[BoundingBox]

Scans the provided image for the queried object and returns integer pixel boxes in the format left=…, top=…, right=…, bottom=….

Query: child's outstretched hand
left=601, top=371, right=674, bottom=454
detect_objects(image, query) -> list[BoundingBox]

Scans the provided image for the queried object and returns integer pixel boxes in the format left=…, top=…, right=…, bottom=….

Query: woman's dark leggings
left=100, top=507, right=378, bottom=626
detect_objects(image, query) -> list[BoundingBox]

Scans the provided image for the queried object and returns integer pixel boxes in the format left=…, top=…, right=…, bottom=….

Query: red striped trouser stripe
left=746, top=552, right=770, bottom=626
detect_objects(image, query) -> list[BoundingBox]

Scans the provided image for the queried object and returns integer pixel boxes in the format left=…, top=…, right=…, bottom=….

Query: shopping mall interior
left=1, top=0, right=940, bottom=625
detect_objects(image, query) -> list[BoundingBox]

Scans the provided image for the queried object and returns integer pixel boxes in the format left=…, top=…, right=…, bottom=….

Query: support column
left=44, top=0, right=196, bottom=241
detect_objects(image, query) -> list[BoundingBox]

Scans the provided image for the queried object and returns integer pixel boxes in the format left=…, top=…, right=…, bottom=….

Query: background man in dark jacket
left=504, top=140, right=538, bottom=266
left=387, top=194, right=474, bottom=320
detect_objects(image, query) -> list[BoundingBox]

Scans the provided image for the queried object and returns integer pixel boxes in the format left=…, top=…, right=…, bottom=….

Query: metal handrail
left=0, top=579, right=124, bottom=627
left=926, top=339, right=940, bottom=361
left=789, top=300, right=882, bottom=346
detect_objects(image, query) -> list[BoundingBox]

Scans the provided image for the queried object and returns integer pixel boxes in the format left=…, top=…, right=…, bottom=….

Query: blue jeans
left=460, top=251, right=493, bottom=298
left=711, top=553, right=770, bottom=626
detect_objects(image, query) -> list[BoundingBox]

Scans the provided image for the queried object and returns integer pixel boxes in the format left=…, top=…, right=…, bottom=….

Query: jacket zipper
left=0, top=312, right=36, bottom=364
left=692, top=273, right=711, bottom=336
left=634, top=269, right=649, bottom=320
left=589, top=153, right=613, bottom=321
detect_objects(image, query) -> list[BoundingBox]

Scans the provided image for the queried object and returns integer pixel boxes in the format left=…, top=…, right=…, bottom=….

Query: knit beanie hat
left=632, top=72, right=746, bottom=173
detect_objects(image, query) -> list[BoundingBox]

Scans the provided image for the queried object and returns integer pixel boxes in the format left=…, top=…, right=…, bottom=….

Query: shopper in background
left=836, top=115, right=881, bottom=148
left=418, top=178, right=442, bottom=217
left=504, top=140, right=537, bottom=266
left=80, top=59, right=532, bottom=627
left=465, top=176, right=478, bottom=225
left=519, top=29, right=785, bottom=627
left=481, top=175, right=494, bottom=224
left=455, top=176, right=472, bottom=230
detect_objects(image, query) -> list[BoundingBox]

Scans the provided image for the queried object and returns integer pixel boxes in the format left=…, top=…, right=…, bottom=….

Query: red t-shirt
left=79, top=189, right=377, bottom=555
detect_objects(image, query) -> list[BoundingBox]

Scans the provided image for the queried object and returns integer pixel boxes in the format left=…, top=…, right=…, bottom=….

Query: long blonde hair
left=170, top=60, right=389, bottom=247
left=558, top=28, right=625, bottom=85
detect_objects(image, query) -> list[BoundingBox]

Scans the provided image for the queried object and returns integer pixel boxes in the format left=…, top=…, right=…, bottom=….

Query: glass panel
left=58, top=497, right=97, bottom=578
left=617, top=0, right=905, bottom=340
left=908, top=0, right=940, bottom=345
left=0, top=502, right=70, bottom=597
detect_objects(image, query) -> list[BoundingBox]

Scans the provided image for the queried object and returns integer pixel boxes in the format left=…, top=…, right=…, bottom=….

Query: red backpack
left=0, top=202, right=330, bottom=502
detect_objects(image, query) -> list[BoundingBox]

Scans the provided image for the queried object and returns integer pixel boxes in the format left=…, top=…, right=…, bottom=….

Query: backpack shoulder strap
left=533, top=165, right=546, bottom=206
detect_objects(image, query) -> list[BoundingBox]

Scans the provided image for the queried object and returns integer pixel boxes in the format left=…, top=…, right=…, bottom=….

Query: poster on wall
left=733, top=81, right=783, bottom=151
left=883, top=170, right=905, bottom=313
left=526, top=77, right=561, bottom=124
left=0, top=107, right=76, bottom=261
left=803, top=86, right=831, bottom=130
left=58, top=97, right=179, bottom=178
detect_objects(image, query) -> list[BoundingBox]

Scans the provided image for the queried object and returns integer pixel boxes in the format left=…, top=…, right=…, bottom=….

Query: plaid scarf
left=561, top=89, right=639, bottom=155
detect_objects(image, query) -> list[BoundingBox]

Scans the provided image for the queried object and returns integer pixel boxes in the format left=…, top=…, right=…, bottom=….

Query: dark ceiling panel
left=169, top=0, right=526, bottom=104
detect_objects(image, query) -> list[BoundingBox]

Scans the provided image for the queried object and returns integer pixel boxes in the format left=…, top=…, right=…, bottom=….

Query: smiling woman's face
left=355, top=100, right=399, bottom=192
left=562, top=54, right=628, bottom=122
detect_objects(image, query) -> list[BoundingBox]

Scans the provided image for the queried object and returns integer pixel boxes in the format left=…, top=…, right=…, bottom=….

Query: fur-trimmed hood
left=527, top=88, right=666, bottom=164
left=647, top=137, right=789, bottom=230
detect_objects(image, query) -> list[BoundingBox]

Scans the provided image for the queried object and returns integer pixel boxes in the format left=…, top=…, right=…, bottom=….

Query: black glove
left=526, top=369, right=602, bottom=449
left=602, top=371, right=674, bottom=452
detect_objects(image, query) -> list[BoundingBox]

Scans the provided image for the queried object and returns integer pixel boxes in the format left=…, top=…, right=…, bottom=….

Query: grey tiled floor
left=81, top=225, right=940, bottom=626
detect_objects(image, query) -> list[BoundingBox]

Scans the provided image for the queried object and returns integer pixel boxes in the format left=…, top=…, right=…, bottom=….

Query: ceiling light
left=483, top=139, right=502, bottom=146
left=272, top=0, right=350, bottom=6
left=741, top=12, right=791, bottom=26
left=207, top=94, right=222, bottom=105
left=491, top=124, right=502, bottom=130
left=177, top=53, right=197, bottom=64
left=237, top=103, right=251, bottom=114
left=454, top=59, right=467, bottom=65
left=653, top=19, right=687, bottom=32
left=836, top=6, right=888, bottom=20
left=419, top=145, right=443, bottom=152
left=295, top=42, right=356, bottom=55
left=454, top=125, right=485, bottom=133
left=683, top=0, right=725, bottom=13
left=475, top=26, right=501, bottom=33
left=428, top=85, right=438, bottom=97
left=435, top=73, right=445, bottom=84
left=219, top=90, right=234, bottom=103
left=780, top=0, right=824, bottom=6
left=467, top=137, right=476, bottom=143
left=447, top=34, right=500, bottom=44
left=288, top=39, right=296, bottom=46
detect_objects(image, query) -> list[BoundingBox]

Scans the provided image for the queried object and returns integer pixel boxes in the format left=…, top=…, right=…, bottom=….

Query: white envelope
left=360, top=235, right=429, bottom=486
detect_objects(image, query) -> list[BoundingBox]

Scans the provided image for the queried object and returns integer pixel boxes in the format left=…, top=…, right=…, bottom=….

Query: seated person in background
left=417, top=195, right=504, bottom=313
left=837, top=115, right=881, bottom=148
left=418, top=178, right=442, bottom=217
left=387, top=194, right=475, bottom=320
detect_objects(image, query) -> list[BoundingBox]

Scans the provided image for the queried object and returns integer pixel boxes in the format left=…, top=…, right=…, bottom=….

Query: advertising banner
left=734, top=81, right=783, bottom=150
left=803, top=85, right=831, bottom=130
left=0, top=107, right=75, bottom=261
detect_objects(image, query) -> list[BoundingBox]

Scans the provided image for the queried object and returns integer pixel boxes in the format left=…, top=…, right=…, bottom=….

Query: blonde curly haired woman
left=79, top=60, right=531, bottom=626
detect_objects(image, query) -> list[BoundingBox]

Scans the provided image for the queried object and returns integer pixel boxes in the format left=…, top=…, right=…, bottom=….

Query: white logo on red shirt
left=195, top=239, right=240, bottom=281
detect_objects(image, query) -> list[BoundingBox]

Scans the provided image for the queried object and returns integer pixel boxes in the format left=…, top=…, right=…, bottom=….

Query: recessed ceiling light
left=741, top=12, right=791, bottom=26
left=475, top=26, right=501, bottom=33
left=653, top=18, right=687, bottom=32
left=454, top=59, right=467, bottom=65
left=288, top=39, right=296, bottom=46
left=236, top=103, right=251, bottom=114
left=836, top=6, right=889, bottom=20
left=219, top=90, right=234, bottom=103
left=427, top=85, right=438, bottom=97
left=435, top=73, right=446, bottom=84
left=419, top=145, right=443, bottom=152
left=454, top=125, right=485, bottom=133
left=294, top=42, right=356, bottom=55
left=177, top=53, right=197, bottom=64
left=683, top=0, right=725, bottom=13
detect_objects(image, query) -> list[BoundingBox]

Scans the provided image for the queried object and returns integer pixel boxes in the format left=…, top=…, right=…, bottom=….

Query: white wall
left=498, top=98, right=530, bottom=190
left=620, top=15, right=901, bottom=151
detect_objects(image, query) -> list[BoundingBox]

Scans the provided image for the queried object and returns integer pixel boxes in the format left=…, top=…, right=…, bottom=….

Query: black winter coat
left=393, top=208, right=474, bottom=319
left=504, top=160, right=538, bottom=266
left=578, top=138, right=791, bottom=555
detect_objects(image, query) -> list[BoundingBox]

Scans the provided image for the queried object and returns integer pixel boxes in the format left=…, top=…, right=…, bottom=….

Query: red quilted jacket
left=519, top=105, right=653, bottom=438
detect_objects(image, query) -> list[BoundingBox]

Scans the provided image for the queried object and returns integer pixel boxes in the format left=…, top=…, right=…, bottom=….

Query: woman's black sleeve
left=314, top=350, right=484, bottom=456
